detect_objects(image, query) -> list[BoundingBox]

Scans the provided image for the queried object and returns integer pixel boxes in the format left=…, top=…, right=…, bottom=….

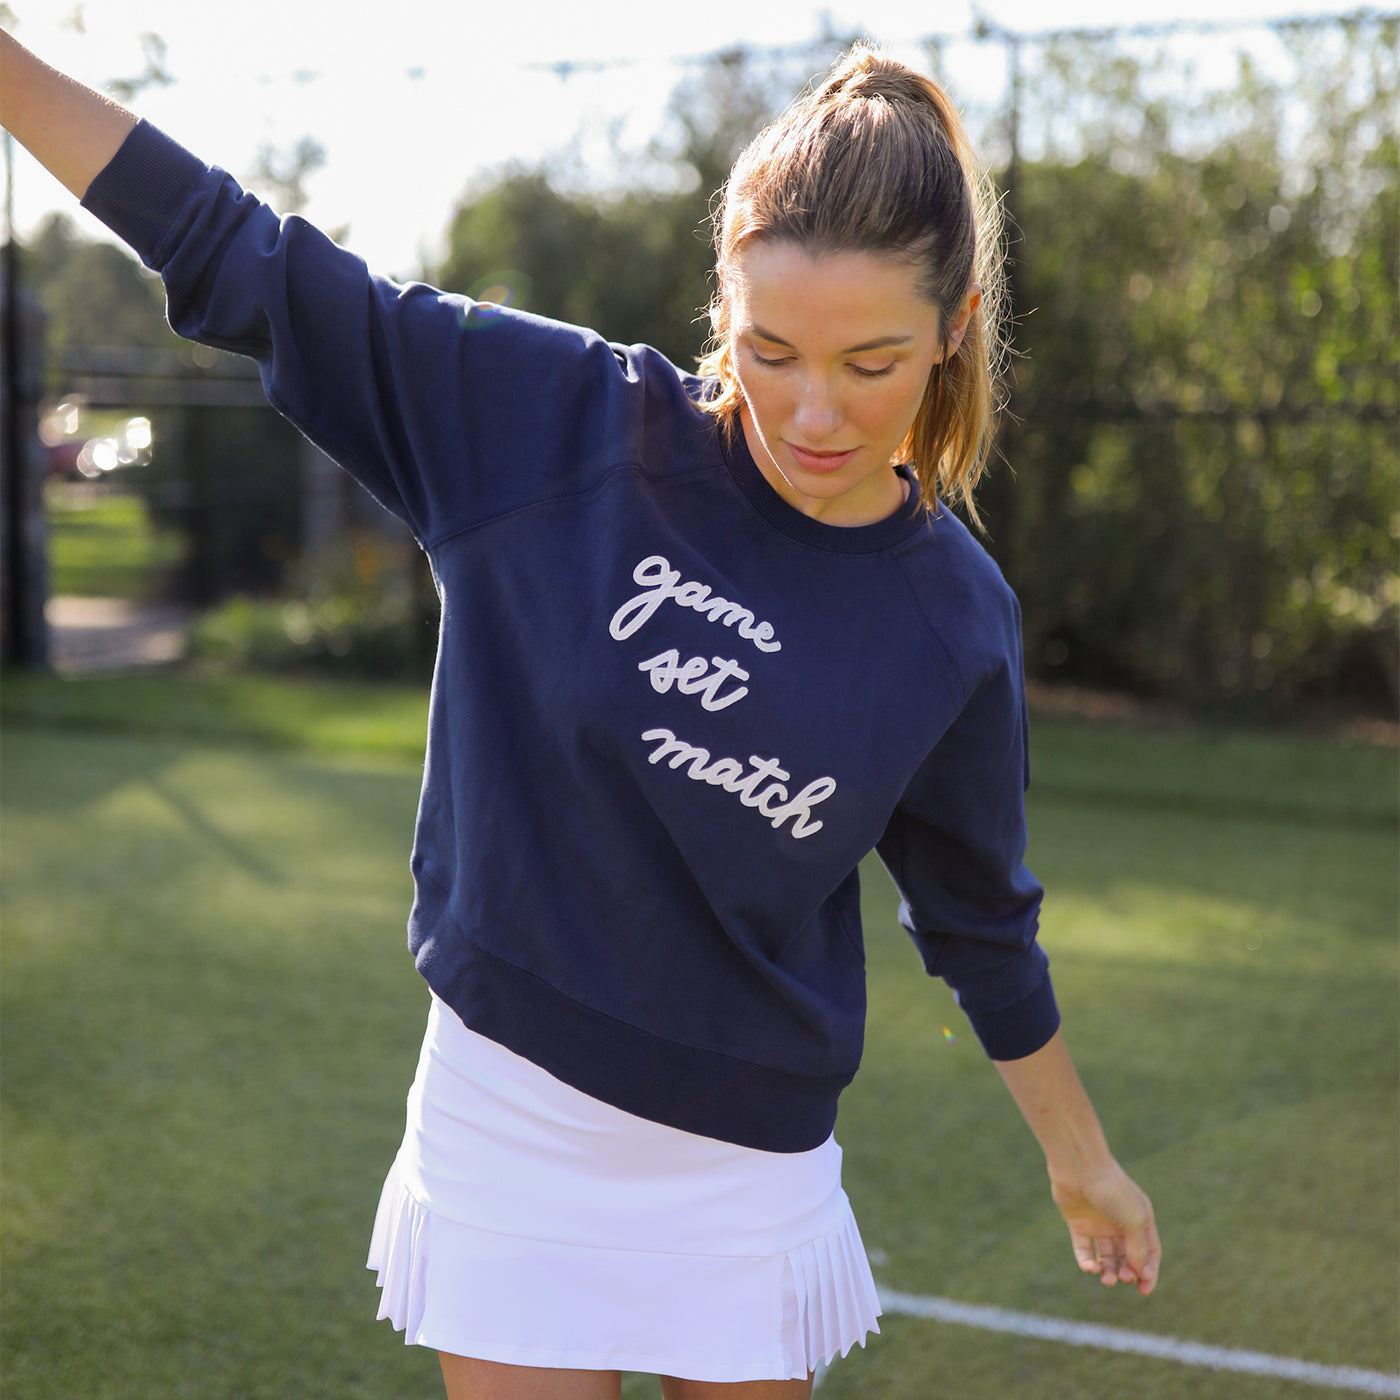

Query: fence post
left=0, top=229, right=49, bottom=669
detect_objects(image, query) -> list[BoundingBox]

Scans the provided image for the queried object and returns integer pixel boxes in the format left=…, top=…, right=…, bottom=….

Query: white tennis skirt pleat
left=367, top=994, right=881, bottom=1381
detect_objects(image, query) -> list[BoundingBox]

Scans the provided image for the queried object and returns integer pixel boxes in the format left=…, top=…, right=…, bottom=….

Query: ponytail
left=699, top=44, right=1008, bottom=528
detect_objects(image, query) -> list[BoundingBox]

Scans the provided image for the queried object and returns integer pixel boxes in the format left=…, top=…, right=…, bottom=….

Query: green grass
left=0, top=670, right=432, bottom=759
left=2, top=672, right=1396, bottom=1399
left=45, top=489, right=186, bottom=598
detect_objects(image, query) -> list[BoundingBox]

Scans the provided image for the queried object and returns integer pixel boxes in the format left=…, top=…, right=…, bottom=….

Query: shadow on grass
left=2, top=727, right=433, bottom=1399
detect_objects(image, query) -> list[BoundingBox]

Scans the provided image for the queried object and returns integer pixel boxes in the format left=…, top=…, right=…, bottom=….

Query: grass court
left=2, top=672, right=1395, bottom=1399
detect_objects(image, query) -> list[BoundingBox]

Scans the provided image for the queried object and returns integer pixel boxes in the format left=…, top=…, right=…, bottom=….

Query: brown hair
left=698, top=44, right=1008, bottom=527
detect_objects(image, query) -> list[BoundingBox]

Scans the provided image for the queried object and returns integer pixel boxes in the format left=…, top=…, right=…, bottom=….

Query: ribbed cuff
left=962, top=965, right=1061, bottom=1061
left=80, top=119, right=208, bottom=269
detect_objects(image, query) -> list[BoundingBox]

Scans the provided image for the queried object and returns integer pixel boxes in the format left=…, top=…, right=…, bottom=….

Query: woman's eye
left=750, top=349, right=792, bottom=369
left=851, top=363, right=895, bottom=379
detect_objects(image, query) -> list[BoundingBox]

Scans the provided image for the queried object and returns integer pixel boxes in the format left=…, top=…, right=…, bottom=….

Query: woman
left=1, top=31, right=1159, bottom=1400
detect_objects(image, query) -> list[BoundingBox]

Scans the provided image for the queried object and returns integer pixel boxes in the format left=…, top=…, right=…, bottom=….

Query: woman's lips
left=785, top=443, right=859, bottom=475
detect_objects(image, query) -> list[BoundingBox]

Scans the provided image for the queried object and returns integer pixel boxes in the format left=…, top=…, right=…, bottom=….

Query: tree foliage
left=248, top=135, right=327, bottom=217
left=436, top=49, right=799, bottom=367
left=26, top=212, right=180, bottom=353
left=994, top=19, right=1398, bottom=708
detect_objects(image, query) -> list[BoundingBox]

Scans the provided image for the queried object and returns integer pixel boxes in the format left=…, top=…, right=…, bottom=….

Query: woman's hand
left=994, top=1029, right=1161, bottom=1297
left=1049, top=1158, right=1160, bottom=1295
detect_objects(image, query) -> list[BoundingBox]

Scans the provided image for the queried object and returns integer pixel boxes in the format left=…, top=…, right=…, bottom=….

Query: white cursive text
left=641, top=727, right=836, bottom=839
left=638, top=650, right=750, bottom=711
left=610, top=556, right=781, bottom=653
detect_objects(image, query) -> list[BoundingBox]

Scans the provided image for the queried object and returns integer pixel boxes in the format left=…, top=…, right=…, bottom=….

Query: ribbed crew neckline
left=718, top=419, right=928, bottom=554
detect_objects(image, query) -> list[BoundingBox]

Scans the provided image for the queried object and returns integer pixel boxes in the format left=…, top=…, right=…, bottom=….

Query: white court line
left=872, top=1287, right=1400, bottom=1396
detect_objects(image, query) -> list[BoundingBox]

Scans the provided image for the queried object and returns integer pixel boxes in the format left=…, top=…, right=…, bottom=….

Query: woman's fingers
left=1081, top=1221, right=1160, bottom=1295
left=1074, top=1228, right=1155, bottom=1291
left=1129, top=1217, right=1162, bottom=1296
left=1093, top=1236, right=1123, bottom=1285
left=1071, top=1231, right=1102, bottom=1277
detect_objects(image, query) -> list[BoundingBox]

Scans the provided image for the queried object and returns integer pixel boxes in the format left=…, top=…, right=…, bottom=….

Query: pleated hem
left=366, top=1155, right=881, bottom=1381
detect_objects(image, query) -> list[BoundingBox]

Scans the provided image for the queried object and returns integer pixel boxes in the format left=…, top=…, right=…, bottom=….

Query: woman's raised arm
left=0, top=29, right=138, bottom=199
left=0, top=25, right=667, bottom=551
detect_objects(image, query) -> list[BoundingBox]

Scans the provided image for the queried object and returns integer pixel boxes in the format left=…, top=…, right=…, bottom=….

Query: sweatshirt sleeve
left=874, top=619, right=1059, bottom=1062
left=80, top=121, right=652, bottom=545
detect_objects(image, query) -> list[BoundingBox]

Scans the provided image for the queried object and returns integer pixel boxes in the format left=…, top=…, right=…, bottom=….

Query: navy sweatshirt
left=83, top=122, right=1059, bottom=1153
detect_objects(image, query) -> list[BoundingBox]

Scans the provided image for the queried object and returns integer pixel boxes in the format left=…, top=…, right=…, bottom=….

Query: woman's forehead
left=727, top=242, right=939, bottom=342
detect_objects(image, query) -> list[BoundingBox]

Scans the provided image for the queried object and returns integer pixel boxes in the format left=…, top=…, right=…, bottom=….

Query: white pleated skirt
left=367, top=994, right=881, bottom=1382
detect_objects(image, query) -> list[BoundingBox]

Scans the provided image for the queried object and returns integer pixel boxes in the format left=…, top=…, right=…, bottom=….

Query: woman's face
left=727, top=240, right=975, bottom=527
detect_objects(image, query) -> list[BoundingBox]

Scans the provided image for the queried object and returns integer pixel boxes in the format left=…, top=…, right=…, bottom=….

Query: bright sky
left=3, top=0, right=1371, bottom=278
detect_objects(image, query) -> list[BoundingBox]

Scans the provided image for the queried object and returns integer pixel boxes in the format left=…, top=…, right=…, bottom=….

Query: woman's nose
left=793, top=377, right=842, bottom=440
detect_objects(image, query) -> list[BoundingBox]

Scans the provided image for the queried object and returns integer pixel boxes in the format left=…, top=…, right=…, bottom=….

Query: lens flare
left=456, top=270, right=535, bottom=328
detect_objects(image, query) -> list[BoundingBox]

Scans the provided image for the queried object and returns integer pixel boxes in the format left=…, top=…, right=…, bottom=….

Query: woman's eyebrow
left=748, top=324, right=914, bottom=354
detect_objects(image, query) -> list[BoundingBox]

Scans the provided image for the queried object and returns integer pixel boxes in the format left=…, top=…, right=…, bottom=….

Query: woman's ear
left=944, top=283, right=982, bottom=357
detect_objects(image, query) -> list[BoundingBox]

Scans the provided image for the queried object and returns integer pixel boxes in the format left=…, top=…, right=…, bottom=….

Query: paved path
left=44, top=596, right=189, bottom=675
